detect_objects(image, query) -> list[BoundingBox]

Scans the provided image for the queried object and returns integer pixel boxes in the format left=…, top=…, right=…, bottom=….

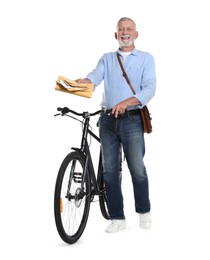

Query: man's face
left=116, top=20, right=138, bottom=48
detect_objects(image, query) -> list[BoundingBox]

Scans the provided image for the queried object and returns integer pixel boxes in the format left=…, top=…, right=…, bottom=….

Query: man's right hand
left=76, top=78, right=92, bottom=84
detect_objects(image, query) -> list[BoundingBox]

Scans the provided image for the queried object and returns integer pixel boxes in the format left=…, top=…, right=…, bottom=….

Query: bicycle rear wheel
left=98, top=169, right=110, bottom=220
left=54, top=151, right=91, bottom=244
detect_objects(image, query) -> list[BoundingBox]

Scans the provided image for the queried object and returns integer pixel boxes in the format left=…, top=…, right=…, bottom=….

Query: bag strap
left=116, top=52, right=136, bottom=95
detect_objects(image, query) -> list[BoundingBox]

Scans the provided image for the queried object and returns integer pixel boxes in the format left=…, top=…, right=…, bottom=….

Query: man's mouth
left=121, top=35, right=130, bottom=42
left=121, top=35, right=130, bottom=39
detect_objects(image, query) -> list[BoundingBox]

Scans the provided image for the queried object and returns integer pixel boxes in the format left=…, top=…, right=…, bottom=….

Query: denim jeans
left=98, top=112, right=150, bottom=219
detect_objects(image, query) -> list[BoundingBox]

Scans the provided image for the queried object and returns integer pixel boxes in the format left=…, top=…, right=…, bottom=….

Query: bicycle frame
left=67, top=112, right=104, bottom=197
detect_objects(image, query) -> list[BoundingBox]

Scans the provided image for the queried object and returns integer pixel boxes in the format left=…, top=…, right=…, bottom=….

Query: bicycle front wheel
left=54, top=151, right=91, bottom=244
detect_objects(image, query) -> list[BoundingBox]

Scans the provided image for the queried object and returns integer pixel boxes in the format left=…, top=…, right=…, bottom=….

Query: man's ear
left=135, top=31, right=139, bottom=40
left=114, top=32, right=118, bottom=39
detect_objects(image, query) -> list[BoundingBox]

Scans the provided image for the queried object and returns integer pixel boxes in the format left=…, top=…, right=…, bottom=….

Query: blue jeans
left=98, top=112, right=150, bottom=219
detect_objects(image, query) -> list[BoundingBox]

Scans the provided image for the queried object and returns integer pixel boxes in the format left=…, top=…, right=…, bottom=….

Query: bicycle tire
left=54, top=151, right=91, bottom=244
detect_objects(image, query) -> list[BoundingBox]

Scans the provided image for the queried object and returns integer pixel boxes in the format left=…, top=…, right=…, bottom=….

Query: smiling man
left=115, top=17, right=138, bottom=49
left=76, top=17, right=156, bottom=233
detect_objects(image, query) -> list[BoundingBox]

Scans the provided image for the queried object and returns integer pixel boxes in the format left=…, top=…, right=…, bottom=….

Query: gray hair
left=117, top=17, right=137, bottom=30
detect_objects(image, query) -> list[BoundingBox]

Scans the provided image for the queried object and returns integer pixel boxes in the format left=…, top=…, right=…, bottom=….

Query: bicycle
left=54, top=107, right=110, bottom=244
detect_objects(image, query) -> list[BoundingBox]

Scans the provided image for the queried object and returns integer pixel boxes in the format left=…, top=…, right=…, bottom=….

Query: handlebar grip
left=57, top=107, right=70, bottom=114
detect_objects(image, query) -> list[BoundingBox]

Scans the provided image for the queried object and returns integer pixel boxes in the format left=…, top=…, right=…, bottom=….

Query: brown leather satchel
left=117, top=53, right=152, bottom=133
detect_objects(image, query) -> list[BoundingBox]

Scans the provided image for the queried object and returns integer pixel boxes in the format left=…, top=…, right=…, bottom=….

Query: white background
left=1, top=0, right=210, bottom=259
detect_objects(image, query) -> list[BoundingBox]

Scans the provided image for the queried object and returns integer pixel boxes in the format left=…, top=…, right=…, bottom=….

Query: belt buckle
left=106, top=109, right=112, bottom=115
left=102, top=108, right=112, bottom=116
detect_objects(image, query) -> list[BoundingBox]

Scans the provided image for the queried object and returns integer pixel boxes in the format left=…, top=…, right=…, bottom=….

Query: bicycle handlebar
left=56, top=107, right=102, bottom=118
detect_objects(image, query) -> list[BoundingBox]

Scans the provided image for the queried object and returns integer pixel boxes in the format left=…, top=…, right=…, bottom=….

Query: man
left=76, top=17, right=156, bottom=233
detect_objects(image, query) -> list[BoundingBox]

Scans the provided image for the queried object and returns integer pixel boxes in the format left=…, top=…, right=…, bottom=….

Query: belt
left=102, top=109, right=140, bottom=116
